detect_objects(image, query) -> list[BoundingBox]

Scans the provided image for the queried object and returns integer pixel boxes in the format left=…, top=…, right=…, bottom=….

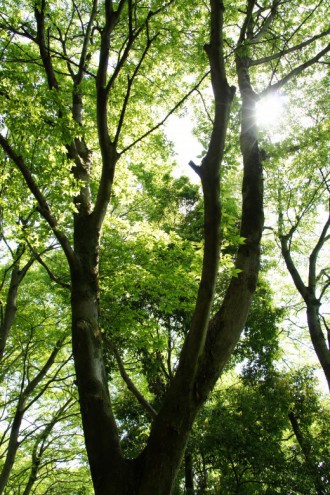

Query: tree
left=0, top=1, right=329, bottom=494
left=271, top=103, right=330, bottom=388
left=0, top=262, right=91, bottom=495
left=256, top=68, right=330, bottom=389
left=188, top=368, right=330, bottom=495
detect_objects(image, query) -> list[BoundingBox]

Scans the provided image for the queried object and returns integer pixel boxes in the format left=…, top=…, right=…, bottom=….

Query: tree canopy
left=0, top=1, right=329, bottom=494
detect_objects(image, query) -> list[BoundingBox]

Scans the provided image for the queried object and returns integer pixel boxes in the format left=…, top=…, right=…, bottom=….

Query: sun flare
left=256, top=93, right=287, bottom=130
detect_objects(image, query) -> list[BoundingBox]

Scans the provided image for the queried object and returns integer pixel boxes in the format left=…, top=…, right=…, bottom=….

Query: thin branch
left=105, top=5, right=169, bottom=95
left=75, top=0, right=98, bottom=85
left=26, top=240, right=71, bottom=290
left=105, top=25, right=145, bottom=94
left=120, top=72, right=210, bottom=154
left=114, top=33, right=157, bottom=146
left=196, top=88, right=213, bottom=124
left=250, top=27, right=330, bottom=67
left=261, top=42, right=330, bottom=96
left=319, top=278, right=330, bottom=302
left=251, top=0, right=280, bottom=43
left=111, top=344, right=157, bottom=419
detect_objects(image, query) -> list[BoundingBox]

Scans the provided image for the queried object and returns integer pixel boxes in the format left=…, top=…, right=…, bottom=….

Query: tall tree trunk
left=70, top=2, right=263, bottom=493
left=71, top=215, right=130, bottom=494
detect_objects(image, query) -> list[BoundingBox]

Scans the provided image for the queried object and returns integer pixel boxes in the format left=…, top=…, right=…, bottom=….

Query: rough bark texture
left=307, top=302, right=330, bottom=390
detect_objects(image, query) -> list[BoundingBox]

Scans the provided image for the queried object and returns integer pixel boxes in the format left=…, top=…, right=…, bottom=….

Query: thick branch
left=96, top=0, right=127, bottom=90
left=193, top=50, right=264, bottom=403
left=34, top=0, right=59, bottom=90
left=175, top=0, right=235, bottom=383
left=92, top=1, right=129, bottom=233
left=238, top=0, right=256, bottom=44
left=137, top=4, right=236, bottom=493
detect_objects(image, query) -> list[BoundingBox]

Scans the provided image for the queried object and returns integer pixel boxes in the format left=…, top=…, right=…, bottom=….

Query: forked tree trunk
left=69, top=2, right=264, bottom=493
left=0, top=2, right=263, bottom=494
left=280, top=232, right=330, bottom=391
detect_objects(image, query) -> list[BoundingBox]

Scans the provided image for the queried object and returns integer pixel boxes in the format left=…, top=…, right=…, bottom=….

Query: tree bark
left=70, top=211, right=128, bottom=494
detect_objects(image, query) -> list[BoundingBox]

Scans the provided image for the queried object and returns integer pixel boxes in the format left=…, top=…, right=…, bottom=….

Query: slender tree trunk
left=0, top=264, right=20, bottom=362
left=280, top=234, right=330, bottom=390
left=22, top=400, right=73, bottom=495
left=288, top=411, right=326, bottom=495
left=0, top=404, right=24, bottom=494
left=306, top=301, right=330, bottom=390
left=0, top=247, right=33, bottom=362
left=22, top=442, right=42, bottom=495
left=0, top=341, right=62, bottom=495
left=184, top=451, right=195, bottom=495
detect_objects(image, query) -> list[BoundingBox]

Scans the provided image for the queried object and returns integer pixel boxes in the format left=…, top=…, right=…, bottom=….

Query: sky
left=165, top=115, right=203, bottom=183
